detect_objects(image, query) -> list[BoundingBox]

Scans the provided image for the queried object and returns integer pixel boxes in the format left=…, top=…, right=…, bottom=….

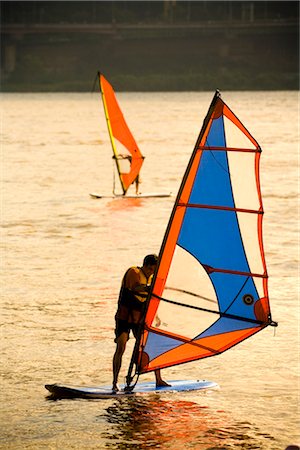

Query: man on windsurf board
left=112, top=254, right=169, bottom=392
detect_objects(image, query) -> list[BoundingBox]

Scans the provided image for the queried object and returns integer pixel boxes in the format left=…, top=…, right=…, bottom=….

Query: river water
left=1, top=91, right=299, bottom=449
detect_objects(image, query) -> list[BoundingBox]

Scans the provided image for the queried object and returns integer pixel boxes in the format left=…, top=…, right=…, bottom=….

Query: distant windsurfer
left=113, top=154, right=141, bottom=195
left=112, top=254, right=170, bottom=392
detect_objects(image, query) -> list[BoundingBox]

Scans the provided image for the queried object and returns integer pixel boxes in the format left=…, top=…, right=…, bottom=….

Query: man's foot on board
left=156, top=380, right=171, bottom=388
left=124, top=384, right=134, bottom=393
left=112, top=384, right=120, bottom=393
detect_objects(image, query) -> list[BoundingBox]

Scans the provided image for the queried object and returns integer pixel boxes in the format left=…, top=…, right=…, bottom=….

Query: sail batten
left=198, top=146, right=261, bottom=153
left=126, top=90, right=276, bottom=386
left=177, top=202, right=263, bottom=214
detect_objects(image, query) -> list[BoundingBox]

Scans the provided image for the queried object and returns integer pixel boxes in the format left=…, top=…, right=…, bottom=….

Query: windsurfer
left=114, top=154, right=141, bottom=194
left=112, top=254, right=170, bottom=392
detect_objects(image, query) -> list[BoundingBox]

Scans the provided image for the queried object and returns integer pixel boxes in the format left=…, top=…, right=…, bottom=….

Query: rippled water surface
left=1, top=91, right=299, bottom=449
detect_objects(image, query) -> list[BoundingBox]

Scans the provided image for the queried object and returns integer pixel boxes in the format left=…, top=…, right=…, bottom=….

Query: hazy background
left=1, top=0, right=299, bottom=91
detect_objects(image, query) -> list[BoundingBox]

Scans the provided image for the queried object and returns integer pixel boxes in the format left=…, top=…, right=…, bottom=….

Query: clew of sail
left=99, top=73, right=144, bottom=195
left=128, top=90, right=277, bottom=381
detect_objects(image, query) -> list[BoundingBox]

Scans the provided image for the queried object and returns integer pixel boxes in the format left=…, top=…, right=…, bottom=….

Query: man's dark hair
left=143, top=254, right=158, bottom=266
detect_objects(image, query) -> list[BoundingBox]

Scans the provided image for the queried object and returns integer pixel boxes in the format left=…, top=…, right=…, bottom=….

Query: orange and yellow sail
left=127, top=90, right=277, bottom=384
left=99, top=73, right=144, bottom=195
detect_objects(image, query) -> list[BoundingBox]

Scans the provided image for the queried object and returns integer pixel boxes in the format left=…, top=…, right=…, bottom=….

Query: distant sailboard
left=90, top=72, right=171, bottom=199
left=45, top=379, right=218, bottom=399
left=89, top=192, right=170, bottom=199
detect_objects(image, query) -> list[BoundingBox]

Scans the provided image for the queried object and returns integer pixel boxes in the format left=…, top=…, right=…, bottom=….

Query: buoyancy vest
left=115, top=266, right=151, bottom=324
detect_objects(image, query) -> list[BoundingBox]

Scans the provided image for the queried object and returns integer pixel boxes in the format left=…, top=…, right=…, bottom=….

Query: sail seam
left=144, top=325, right=223, bottom=354
left=165, top=286, right=217, bottom=304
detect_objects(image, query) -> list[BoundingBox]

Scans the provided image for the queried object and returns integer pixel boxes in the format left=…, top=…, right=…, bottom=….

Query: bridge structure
left=1, top=18, right=298, bottom=90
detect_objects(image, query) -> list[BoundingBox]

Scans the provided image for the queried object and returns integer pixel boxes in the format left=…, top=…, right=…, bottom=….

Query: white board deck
left=45, top=379, right=218, bottom=399
left=89, top=192, right=172, bottom=199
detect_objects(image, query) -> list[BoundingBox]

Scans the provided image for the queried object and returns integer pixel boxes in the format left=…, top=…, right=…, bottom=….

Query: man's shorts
left=114, top=319, right=139, bottom=341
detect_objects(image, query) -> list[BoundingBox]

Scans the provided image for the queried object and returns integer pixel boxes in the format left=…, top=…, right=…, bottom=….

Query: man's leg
left=112, top=332, right=128, bottom=391
left=155, top=369, right=171, bottom=387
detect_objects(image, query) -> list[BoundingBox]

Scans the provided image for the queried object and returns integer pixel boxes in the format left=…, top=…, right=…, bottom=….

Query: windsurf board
left=89, top=193, right=171, bottom=199
left=45, top=379, right=218, bottom=399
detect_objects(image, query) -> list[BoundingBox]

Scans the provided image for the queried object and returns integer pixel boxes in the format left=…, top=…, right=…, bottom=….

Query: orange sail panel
left=99, top=73, right=144, bottom=194
left=128, top=91, right=277, bottom=379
